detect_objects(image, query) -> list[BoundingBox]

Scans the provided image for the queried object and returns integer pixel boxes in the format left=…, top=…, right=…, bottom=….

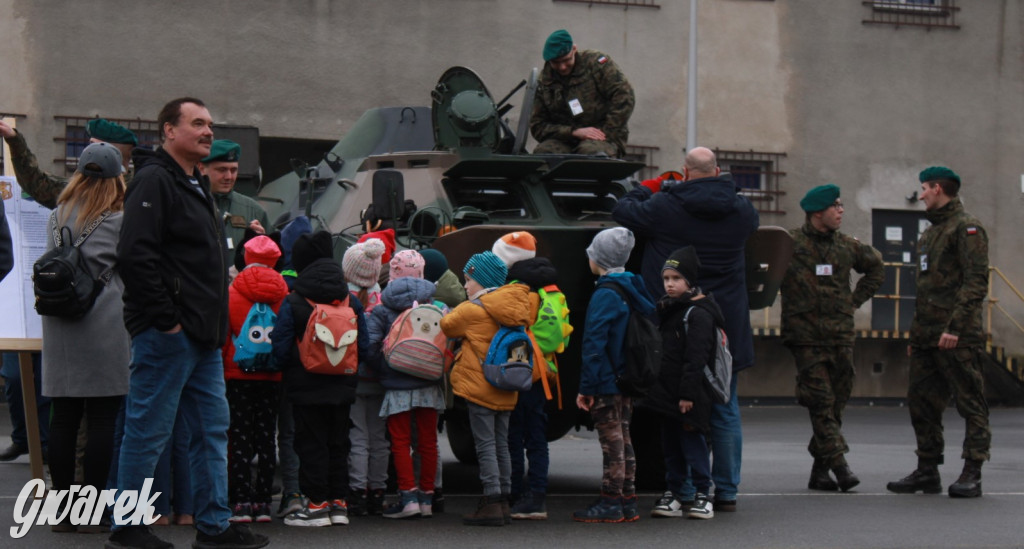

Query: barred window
left=553, top=0, right=659, bottom=8
left=54, top=116, right=161, bottom=175
left=622, top=144, right=660, bottom=181
left=714, top=149, right=787, bottom=215
left=863, top=0, right=960, bottom=30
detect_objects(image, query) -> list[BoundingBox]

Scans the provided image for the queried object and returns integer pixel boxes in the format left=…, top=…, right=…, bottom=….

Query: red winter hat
left=243, top=235, right=282, bottom=267
left=358, top=228, right=396, bottom=263
left=491, top=231, right=537, bottom=267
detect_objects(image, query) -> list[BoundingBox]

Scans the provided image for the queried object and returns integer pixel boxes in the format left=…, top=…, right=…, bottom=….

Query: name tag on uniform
left=568, top=98, right=584, bottom=116
left=816, top=264, right=833, bottom=276
left=920, top=254, right=928, bottom=272
left=226, top=237, right=235, bottom=250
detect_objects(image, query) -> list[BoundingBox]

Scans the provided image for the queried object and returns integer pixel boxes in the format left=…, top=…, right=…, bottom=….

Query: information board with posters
left=0, top=175, right=49, bottom=339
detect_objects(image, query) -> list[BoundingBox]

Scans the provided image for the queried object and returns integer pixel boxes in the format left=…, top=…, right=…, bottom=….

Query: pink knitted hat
left=389, top=249, right=425, bottom=280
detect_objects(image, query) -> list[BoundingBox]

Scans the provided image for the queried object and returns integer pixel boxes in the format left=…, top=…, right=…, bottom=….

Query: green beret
left=799, top=183, right=841, bottom=213
left=201, top=139, right=241, bottom=163
left=86, top=119, right=138, bottom=146
left=543, top=29, right=574, bottom=61
left=919, top=166, right=960, bottom=184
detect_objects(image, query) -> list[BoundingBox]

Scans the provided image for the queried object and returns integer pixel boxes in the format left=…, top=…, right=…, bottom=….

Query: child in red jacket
left=223, top=236, right=289, bottom=523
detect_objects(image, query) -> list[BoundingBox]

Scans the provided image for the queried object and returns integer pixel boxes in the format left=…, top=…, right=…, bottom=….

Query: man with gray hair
left=613, top=146, right=759, bottom=512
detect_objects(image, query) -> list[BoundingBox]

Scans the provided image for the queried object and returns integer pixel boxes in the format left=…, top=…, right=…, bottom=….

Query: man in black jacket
left=613, top=147, right=759, bottom=513
left=111, top=98, right=267, bottom=549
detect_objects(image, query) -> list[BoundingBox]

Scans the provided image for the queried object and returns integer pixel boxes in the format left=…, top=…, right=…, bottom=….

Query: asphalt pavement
left=1, top=404, right=1021, bottom=548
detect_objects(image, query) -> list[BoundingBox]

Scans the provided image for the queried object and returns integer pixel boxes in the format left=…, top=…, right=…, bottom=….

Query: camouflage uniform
left=780, top=222, right=884, bottom=464
left=909, top=197, right=990, bottom=463
left=591, top=394, right=636, bottom=497
left=530, top=50, right=635, bottom=158
left=213, top=190, right=271, bottom=267
left=3, top=130, right=132, bottom=209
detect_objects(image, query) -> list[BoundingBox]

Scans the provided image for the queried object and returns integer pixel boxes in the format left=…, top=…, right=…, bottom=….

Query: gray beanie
left=586, top=227, right=634, bottom=270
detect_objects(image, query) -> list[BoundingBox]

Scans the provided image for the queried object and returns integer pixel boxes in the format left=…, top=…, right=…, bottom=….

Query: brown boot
left=808, top=459, right=839, bottom=491
left=462, top=495, right=504, bottom=526
left=948, top=459, right=983, bottom=498
left=831, top=456, right=860, bottom=492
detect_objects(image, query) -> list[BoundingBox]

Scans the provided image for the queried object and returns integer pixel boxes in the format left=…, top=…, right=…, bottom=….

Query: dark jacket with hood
left=118, top=147, right=228, bottom=349
left=581, top=271, right=656, bottom=395
left=366, top=276, right=438, bottom=391
left=612, top=174, right=759, bottom=372
left=272, top=257, right=367, bottom=406
left=641, top=292, right=724, bottom=433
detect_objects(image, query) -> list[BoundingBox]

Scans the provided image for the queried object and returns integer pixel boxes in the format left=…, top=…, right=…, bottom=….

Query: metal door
left=871, top=209, right=929, bottom=331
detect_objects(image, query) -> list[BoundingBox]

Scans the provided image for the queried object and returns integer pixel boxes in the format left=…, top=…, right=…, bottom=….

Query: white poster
left=885, top=226, right=903, bottom=242
left=1, top=176, right=49, bottom=339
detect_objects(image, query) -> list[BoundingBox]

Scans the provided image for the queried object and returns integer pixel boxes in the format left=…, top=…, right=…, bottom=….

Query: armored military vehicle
left=256, top=66, right=792, bottom=485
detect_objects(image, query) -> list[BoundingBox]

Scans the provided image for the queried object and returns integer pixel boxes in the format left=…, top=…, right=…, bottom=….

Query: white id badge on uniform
left=226, top=237, right=234, bottom=250
left=920, top=254, right=928, bottom=272
left=569, top=98, right=584, bottom=116
left=815, top=264, right=833, bottom=276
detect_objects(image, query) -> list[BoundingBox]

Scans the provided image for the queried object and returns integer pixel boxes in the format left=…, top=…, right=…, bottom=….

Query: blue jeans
left=1, top=352, right=49, bottom=449
left=678, top=373, right=742, bottom=501
left=508, top=383, right=549, bottom=496
left=153, top=415, right=193, bottom=517
left=115, top=329, right=230, bottom=535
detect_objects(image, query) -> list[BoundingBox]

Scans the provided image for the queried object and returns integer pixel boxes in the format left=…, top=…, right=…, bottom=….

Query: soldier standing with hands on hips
left=888, top=167, right=991, bottom=499
left=780, top=184, right=883, bottom=493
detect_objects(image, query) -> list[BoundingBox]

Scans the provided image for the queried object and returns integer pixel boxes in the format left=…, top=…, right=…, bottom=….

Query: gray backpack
left=683, top=306, right=733, bottom=404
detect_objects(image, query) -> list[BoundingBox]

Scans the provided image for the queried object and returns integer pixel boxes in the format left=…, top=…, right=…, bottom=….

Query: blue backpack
left=233, top=302, right=279, bottom=373
left=472, top=299, right=534, bottom=392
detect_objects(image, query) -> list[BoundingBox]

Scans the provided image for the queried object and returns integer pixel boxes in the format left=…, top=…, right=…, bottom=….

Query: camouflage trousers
left=909, top=346, right=991, bottom=462
left=591, top=394, right=636, bottom=497
left=790, top=345, right=854, bottom=464
left=533, top=138, right=621, bottom=157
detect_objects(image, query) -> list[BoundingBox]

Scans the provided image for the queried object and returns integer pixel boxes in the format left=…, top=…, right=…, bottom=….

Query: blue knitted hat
left=464, top=251, right=507, bottom=289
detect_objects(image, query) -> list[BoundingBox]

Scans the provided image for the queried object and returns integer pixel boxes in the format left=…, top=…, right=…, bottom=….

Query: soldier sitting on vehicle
left=529, top=29, right=635, bottom=158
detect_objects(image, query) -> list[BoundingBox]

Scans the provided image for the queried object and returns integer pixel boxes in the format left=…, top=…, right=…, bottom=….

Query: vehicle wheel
left=444, top=407, right=478, bottom=465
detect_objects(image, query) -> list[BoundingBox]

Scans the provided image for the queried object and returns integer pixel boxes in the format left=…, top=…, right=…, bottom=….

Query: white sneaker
left=651, top=491, right=684, bottom=518
left=686, top=494, right=714, bottom=520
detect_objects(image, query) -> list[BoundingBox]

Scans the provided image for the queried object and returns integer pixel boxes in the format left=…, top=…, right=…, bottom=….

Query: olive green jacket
left=213, top=190, right=271, bottom=263
left=780, top=222, right=884, bottom=346
left=530, top=50, right=635, bottom=156
left=911, top=198, right=989, bottom=348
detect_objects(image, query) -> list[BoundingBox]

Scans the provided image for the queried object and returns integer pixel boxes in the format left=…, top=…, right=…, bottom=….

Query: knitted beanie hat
left=464, top=251, right=508, bottom=289
left=291, top=231, right=333, bottom=273
left=662, top=246, right=701, bottom=286
left=389, top=249, right=425, bottom=280
left=243, top=235, right=282, bottom=268
left=419, top=248, right=449, bottom=283
left=491, top=231, right=537, bottom=267
left=586, top=227, right=634, bottom=270
left=343, top=238, right=386, bottom=288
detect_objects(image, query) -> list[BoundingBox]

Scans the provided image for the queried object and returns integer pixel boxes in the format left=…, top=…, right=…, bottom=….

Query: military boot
left=831, top=456, right=860, bottom=492
left=886, top=458, right=942, bottom=494
left=948, top=459, right=983, bottom=498
left=808, top=459, right=839, bottom=491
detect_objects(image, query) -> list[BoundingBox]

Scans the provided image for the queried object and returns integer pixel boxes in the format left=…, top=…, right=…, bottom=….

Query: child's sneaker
left=276, top=492, right=305, bottom=518
left=368, top=488, right=386, bottom=515
left=417, top=490, right=434, bottom=518
left=651, top=491, right=684, bottom=518
left=283, top=501, right=331, bottom=527
left=329, top=499, right=349, bottom=525
left=252, top=502, right=273, bottom=523
left=686, top=493, right=714, bottom=520
left=383, top=490, right=421, bottom=519
left=572, top=496, right=624, bottom=523
left=510, top=491, right=547, bottom=520
left=229, top=502, right=253, bottom=523
left=348, top=490, right=368, bottom=517
left=620, top=494, right=639, bottom=522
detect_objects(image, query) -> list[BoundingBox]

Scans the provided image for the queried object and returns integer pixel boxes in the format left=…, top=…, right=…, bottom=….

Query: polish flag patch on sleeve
left=597, top=55, right=608, bottom=64
left=966, top=226, right=978, bottom=235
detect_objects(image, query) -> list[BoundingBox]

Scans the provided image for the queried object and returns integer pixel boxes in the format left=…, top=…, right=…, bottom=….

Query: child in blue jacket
left=575, top=227, right=655, bottom=523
